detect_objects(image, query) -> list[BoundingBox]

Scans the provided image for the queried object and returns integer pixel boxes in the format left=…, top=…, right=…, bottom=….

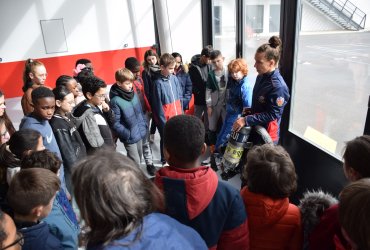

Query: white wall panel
left=0, top=0, right=155, bottom=62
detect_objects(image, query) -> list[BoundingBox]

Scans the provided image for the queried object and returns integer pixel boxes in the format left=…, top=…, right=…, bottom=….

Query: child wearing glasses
left=73, top=75, right=115, bottom=154
left=50, top=85, right=86, bottom=194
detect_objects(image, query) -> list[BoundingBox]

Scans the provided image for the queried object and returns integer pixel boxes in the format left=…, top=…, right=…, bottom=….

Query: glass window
left=245, top=5, right=264, bottom=34
left=213, top=0, right=236, bottom=63
left=290, top=0, right=370, bottom=158
left=269, top=4, right=280, bottom=33
left=214, top=6, right=222, bottom=36
left=243, top=3, right=280, bottom=84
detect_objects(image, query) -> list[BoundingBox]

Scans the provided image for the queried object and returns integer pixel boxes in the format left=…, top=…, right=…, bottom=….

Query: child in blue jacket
left=110, top=68, right=148, bottom=167
left=151, top=53, right=183, bottom=165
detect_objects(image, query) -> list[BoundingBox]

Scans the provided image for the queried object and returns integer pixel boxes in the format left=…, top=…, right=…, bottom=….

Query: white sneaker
left=149, top=134, right=155, bottom=143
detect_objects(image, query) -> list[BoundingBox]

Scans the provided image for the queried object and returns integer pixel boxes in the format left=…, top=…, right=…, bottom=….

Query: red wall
left=0, top=46, right=151, bottom=98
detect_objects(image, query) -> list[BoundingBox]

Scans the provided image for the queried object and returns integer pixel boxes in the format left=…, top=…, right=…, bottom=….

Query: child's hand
left=207, top=107, right=212, bottom=117
left=101, top=101, right=110, bottom=112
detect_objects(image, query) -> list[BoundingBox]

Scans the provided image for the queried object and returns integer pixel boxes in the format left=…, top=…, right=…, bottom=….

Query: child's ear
left=160, top=65, right=165, bottom=71
left=201, top=143, right=207, bottom=155
left=29, top=72, right=34, bottom=80
left=86, top=92, right=93, bottom=100
left=55, top=100, right=62, bottom=108
left=31, top=205, right=44, bottom=218
left=347, top=167, right=361, bottom=181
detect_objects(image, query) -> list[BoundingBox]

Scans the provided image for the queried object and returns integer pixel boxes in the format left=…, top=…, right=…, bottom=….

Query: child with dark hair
left=72, top=150, right=207, bottom=249
left=302, top=135, right=370, bottom=250
left=19, top=86, right=68, bottom=194
left=240, top=144, right=302, bottom=249
left=189, top=46, right=213, bottom=131
left=21, top=59, right=48, bottom=115
left=110, top=68, right=148, bottom=167
left=338, top=178, right=370, bottom=250
left=21, top=150, right=80, bottom=250
left=125, top=57, right=155, bottom=175
left=55, top=75, right=81, bottom=103
left=73, top=76, right=115, bottom=154
left=50, top=85, right=86, bottom=193
left=151, top=53, right=183, bottom=165
left=7, top=168, right=63, bottom=249
left=172, top=52, right=192, bottom=112
left=0, top=129, right=45, bottom=215
left=142, top=49, right=161, bottom=142
left=0, top=209, right=23, bottom=250
left=155, top=115, right=249, bottom=249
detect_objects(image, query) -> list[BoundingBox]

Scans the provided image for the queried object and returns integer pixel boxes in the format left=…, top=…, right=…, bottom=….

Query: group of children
left=0, top=36, right=368, bottom=250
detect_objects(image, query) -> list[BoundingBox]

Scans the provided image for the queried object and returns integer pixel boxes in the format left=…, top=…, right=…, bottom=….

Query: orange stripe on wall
left=0, top=46, right=151, bottom=98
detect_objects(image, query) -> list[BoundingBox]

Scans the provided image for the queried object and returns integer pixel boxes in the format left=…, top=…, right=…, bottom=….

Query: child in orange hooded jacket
left=240, top=144, right=302, bottom=250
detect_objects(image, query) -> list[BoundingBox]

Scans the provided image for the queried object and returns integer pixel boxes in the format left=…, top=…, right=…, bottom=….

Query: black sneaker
left=146, top=164, right=157, bottom=176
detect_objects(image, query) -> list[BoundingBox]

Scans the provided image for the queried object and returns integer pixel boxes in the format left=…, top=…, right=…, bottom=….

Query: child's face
left=230, top=71, right=244, bottom=81
left=0, top=123, right=10, bottom=145
left=88, top=87, right=107, bottom=106
left=30, top=65, right=47, bottom=86
left=212, top=55, right=224, bottom=70
left=118, top=80, right=133, bottom=92
left=174, top=56, right=182, bottom=70
left=57, top=93, right=75, bottom=114
left=0, top=95, right=5, bottom=117
left=146, top=56, right=157, bottom=66
left=201, top=55, right=211, bottom=65
left=131, top=66, right=141, bottom=79
left=66, top=79, right=80, bottom=98
left=33, top=97, right=55, bottom=120
left=161, top=63, right=175, bottom=77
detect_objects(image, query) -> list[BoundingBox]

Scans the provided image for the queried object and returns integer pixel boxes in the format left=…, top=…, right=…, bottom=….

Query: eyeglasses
left=94, top=94, right=106, bottom=99
left=1, top=232, right=24, bottom=249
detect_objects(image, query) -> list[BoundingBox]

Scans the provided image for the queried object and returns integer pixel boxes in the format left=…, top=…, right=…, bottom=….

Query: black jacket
left=188, top=54, right=212, bottom=105
left=49, top=114, right=87, bottom=192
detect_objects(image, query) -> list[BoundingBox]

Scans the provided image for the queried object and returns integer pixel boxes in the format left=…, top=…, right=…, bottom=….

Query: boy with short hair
left=7, top=168, right=63, bottom=249
left=21, top=150, right=80, bottom=250
left=109, top=68, right=148, bottom=168
left=73, top=75, right=115, bottom=154
left=19, top=86, right=67, bottom=194
left=206, top=50, right=227, bottom=152
left=241, top=144, right=302, bottom=249
left=125, top=57, right=155, bottom=175
left=155, top=115, right=249, bottom=249
left=151, top=53, right=183, bottom=165
left=189, top=46, right=213, bottom=131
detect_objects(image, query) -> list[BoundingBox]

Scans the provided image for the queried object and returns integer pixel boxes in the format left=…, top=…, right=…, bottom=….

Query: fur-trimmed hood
left=299, top=190, right=338, bottom=249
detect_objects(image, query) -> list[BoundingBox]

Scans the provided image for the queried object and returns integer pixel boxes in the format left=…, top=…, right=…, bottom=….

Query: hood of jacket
left=155, top=166, right=218, bottom=220
left=109, top=83, right=134, bottom=101
left=241, top=187, right=290, bottom=227
left=190, top=54, right=202, bottom=67
left=298, top=189, right=338, bottom=235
